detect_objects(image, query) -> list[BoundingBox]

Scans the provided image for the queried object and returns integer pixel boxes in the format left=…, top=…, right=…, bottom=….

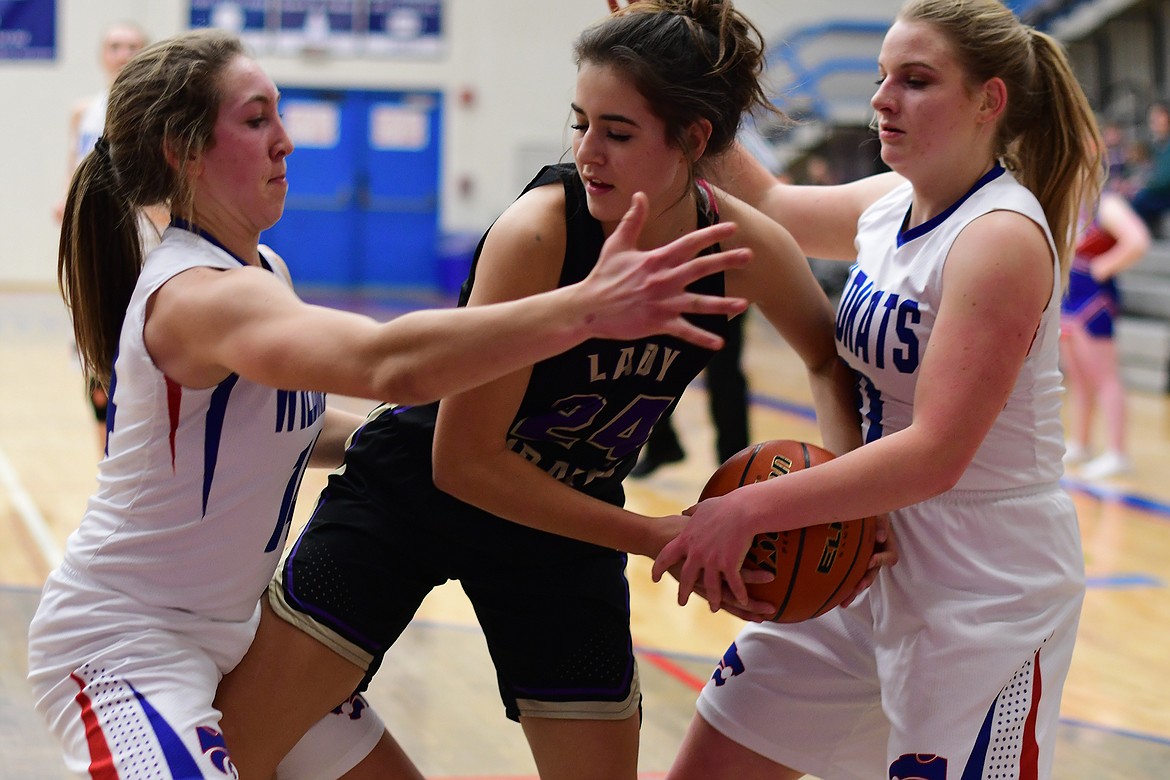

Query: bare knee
left=217, top=599, right=367, bottom=777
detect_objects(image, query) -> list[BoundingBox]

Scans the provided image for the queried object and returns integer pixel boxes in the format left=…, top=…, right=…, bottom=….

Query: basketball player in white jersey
left=652, top=1, right=1104, bottom=778
left=28, top=28, right=752, bottom=779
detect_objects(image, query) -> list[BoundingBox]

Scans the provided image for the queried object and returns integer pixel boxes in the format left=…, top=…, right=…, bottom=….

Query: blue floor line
left=1084, top=573, right=1164, bottom=588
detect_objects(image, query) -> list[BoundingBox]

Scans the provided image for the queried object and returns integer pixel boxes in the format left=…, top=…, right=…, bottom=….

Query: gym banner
left=0, top=0, right=56, bottom=60
left=189, top=0, right=443, bottom=57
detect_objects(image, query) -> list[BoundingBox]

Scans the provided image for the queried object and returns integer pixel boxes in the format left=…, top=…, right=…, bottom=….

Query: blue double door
left=263, top=87, right=442, bottom=290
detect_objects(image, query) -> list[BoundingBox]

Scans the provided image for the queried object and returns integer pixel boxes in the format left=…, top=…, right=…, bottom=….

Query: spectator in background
left=1129, top=100, right=1170, bottom=236
left=1118, top=135, right=1154, bottom=201
left=53, top=22, right=150, bottom=224
left=1061, top=189, right=1150, bottom=480
left=802, top=153, right=837, bottom=186
left=1100, top=119, right=1129, bottom=185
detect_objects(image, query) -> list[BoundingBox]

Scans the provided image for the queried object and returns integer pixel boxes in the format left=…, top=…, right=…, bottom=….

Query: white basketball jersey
left=837, top=166, right=1064, bottom=490
left=61, top=226, right=324, bottom=621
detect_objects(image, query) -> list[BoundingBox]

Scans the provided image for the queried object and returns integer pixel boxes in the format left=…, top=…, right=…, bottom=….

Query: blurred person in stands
left=1129, top=100, right=1170, bottom=236
left=1061, top=187, right=1150, bottom=479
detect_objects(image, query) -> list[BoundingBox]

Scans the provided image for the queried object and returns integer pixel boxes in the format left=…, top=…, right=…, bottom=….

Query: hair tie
left=93, top=136, right=111, bottom=159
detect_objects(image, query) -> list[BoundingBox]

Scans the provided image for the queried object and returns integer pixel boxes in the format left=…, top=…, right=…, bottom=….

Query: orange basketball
left=699, top=439, right=878, bottom=623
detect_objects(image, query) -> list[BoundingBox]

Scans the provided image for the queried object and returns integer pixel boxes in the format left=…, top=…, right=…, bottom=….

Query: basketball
left=699, top=439, right=878, bottom=623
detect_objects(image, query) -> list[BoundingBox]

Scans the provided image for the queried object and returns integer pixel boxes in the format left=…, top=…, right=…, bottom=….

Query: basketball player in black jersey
left=215, top=2, right=866, bottom=777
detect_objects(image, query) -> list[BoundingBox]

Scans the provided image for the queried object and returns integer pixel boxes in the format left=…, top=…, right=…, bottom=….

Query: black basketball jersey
left=402, top=163, right=728, bottom=505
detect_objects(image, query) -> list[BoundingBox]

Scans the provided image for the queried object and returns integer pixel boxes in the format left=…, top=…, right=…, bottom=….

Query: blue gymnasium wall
left=261, top=87, right=444, bottom=292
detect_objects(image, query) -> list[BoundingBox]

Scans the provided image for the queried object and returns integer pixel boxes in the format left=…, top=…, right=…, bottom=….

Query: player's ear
left=976, top=77, right=1007, bottom=125
left=684, top=118, right=713, bottom=163
left=162, top=136, right=202, bottom=176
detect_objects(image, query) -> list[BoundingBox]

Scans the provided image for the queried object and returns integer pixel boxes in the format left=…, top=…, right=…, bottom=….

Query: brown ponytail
left=58, top=29, right=245, bottom=386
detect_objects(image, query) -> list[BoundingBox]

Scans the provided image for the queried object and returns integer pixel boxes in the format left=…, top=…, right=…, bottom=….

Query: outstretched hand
left=583, top=192, right=750, bottom=351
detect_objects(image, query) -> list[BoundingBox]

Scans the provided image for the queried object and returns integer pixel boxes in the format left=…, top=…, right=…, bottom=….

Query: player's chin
left=584, top=191, right=628, bottom=224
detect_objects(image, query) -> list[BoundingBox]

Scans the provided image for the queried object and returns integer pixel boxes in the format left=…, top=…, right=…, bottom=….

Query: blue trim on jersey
left=127, top=680, right=204, bottom=776
left=276, top=390, right=296, bottom=433
left=202, top=374, right=239, bottom=516
left=105, top=344, right=121, bottom=456
left=171, top=217, right=273, bottom=272
left=266, top=438, right=315, bottom=552
left=897, top=164, right=1006, bottom=247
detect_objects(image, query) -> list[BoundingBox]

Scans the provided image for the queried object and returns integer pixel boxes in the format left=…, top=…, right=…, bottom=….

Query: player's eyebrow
left=570, top=103, right=640, bottom=128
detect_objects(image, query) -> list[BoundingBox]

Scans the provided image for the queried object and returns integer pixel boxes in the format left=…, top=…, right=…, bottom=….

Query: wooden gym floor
left=2, top=287, right=1169, bottom=779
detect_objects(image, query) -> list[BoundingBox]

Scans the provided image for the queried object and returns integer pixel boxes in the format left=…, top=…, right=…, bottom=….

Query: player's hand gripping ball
left=700, top=439, right=878, bottom=622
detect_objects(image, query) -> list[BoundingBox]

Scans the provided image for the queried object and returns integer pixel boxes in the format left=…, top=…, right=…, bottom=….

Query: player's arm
left=144, top=192, right=750, bottom=404
left=1090, top=191, right=1150, bottom=281
left=54, top=100, right=87, bottom=223
left=430, top=185, right=679, bottom=558
left=306, top=408, right=368, bottom=468
left=719, top=194, right=861, bottom=458
left=653, top=193, right=866, bottom=606
left=710, top=142, right=903, bottom=261
left=655, top=210, right=1051, bottom=604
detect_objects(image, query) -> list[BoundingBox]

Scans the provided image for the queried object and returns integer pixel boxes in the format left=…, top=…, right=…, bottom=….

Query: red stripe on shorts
left=1018, top=648, right=1043, bottom=780
left=70, top=672, right=117, bottom=779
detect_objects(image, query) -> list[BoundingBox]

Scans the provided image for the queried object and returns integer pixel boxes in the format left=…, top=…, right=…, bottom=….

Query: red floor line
left=430, top=776, right=669, bottom=780
left=639, top=649, right=708, bottom=692
left=432, top=775, right=667, bottom=780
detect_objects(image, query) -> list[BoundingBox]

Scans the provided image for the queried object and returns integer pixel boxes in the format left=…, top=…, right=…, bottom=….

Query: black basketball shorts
left=270, top=405, right=641, bottom=722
